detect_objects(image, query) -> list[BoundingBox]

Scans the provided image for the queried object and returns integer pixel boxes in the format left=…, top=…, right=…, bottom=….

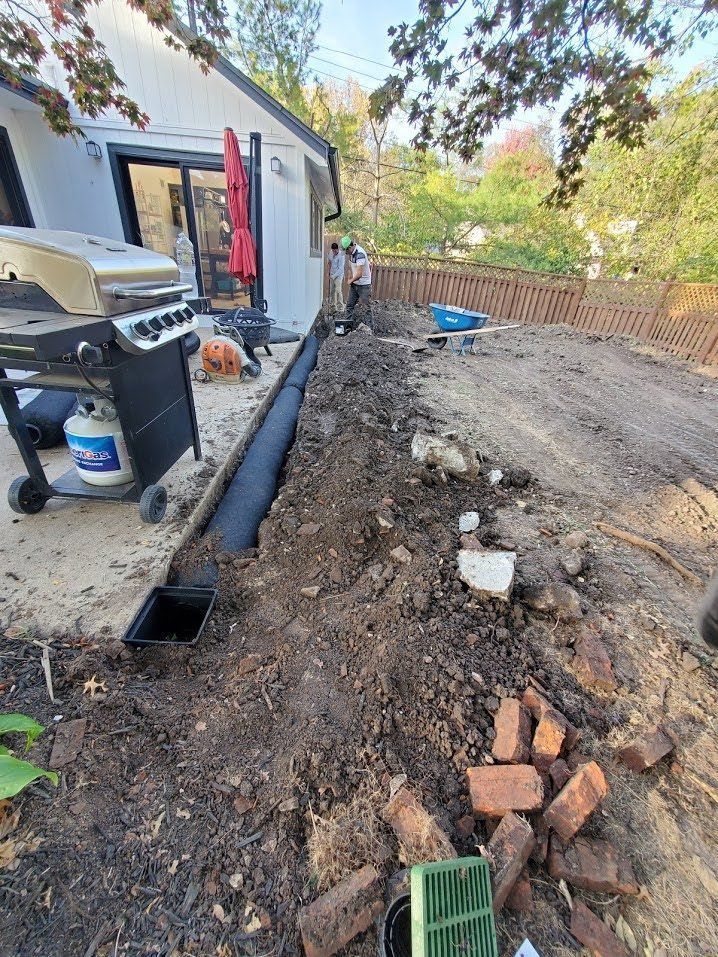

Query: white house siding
left=0, top=0, right=335, bottom=329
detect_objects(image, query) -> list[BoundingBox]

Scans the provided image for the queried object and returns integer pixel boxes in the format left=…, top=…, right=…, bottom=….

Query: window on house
left=309, top=189, right=322, bottom=257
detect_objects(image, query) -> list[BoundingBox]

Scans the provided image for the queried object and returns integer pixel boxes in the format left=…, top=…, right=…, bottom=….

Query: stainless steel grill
left=0, top=227, right=202, bottom=522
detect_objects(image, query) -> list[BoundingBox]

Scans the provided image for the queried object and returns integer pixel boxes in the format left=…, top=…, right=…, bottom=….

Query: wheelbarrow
left=424, top=303, right=519, bottom=355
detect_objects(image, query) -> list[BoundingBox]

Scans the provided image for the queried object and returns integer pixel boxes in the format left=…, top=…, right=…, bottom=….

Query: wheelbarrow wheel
left=8, top=476, right=48, bottom=515
left=427, top=335, right=447, bottom=350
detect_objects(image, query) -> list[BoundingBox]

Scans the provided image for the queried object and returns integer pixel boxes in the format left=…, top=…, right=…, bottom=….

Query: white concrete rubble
left=458, top=511, right=480, bottom=533
left=411, top=432, right=479, bottom=481
left=457, top=548, right=517, bottom=601
left=488, top=469, right=504, bottom=486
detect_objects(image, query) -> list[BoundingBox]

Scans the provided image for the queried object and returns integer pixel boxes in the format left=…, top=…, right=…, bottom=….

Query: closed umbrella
left=223, top=126, right=257, bottom=286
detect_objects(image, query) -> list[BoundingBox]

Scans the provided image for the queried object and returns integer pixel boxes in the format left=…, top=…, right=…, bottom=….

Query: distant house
left=0, top=1, right=341, bottom=329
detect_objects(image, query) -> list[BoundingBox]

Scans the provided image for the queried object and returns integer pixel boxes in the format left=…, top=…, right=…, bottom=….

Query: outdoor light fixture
left=85, top=140, right=102, bottom=159
left=270, top=156, right=282, bottom=174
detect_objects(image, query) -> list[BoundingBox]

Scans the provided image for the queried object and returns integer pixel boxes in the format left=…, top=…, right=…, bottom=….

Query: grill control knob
left=132, top=320, right=152, bottom=340
left=160, top=313, right=176, bottom=329
left=181, top=306, right=195, bottom=322
left=173, top=309, right=187, bottom=324
left=148, top=316, right=164, bottom=333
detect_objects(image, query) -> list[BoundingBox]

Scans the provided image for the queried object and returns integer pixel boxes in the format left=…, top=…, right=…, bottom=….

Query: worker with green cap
left=339, top=235, right=372, bottom=331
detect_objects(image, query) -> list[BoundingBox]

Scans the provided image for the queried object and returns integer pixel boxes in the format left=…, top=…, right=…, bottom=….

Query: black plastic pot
left=379, top=893, right=411, bottom=957
left=122, top=586, right=217, bottom=648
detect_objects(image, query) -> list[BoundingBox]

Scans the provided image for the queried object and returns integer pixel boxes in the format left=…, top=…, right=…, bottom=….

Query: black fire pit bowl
left=123, top=586, right=217, bottom=648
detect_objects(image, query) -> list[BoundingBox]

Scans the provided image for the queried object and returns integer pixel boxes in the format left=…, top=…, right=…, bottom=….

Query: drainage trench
left=176, top=334, right=320, bottom=588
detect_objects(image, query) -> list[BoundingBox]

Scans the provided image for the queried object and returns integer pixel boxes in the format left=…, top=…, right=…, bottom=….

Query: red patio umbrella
left=223, top=127, right=257, bottom=286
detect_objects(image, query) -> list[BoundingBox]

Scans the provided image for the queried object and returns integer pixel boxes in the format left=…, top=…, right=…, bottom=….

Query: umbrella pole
left=249, top=132, right=265, bottom=312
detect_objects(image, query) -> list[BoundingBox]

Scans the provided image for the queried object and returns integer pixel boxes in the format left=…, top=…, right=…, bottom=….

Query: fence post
left=638, top=280, right=673, bottom=341
left=567, top=278, right=587, bottom=327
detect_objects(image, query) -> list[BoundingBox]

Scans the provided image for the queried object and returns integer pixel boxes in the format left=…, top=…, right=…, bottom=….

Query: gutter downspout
left=324, top=147, right=342, bottom=223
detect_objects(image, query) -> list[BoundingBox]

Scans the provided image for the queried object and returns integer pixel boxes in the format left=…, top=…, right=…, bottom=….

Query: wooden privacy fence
left=366, top=253, right=718, bottom=366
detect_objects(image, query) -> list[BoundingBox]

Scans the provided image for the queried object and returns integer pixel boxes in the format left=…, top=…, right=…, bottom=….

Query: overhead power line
left=317, top=43, right=398, bottom=72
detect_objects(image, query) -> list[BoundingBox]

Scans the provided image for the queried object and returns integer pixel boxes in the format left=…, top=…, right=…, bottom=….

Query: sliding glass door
left=112, top=148, right=251, bottom=310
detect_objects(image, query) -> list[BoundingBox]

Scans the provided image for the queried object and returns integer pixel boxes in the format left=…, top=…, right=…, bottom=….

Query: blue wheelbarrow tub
left=429, top=303, right=490, bottom=332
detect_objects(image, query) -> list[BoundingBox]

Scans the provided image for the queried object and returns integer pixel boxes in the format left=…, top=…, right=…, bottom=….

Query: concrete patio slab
left=0, top=331, right=303, bottom=639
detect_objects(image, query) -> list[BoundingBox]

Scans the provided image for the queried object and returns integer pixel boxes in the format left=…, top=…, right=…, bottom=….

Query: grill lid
left=0, top=227, right=187, bottom=317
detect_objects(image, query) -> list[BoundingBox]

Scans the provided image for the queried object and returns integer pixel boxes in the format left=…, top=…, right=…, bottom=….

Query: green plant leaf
left=0, top=754, right=58, bottom=800
left=0, top=745, right=9, bottom=755
left=0, top=713, right=45, bottom=751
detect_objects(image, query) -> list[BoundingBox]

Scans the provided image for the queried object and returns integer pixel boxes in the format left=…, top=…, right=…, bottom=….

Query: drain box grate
left=410, top=857, right=497, bottom=957
left=122, top=586, right=217, bottom=648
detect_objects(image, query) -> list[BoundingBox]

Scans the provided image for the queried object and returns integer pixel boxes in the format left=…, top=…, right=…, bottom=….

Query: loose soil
left=1, top=304, right=717, bottom=957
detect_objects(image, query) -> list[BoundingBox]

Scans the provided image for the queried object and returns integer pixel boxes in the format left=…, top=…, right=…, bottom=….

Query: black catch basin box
left=123, top=586, right=217, bottom=648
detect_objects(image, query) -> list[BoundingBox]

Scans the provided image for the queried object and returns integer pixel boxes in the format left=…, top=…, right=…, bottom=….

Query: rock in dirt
left=522, top=583, right=582, bottom=619
left=390, top=545, right=413, bottom=565
left=467, top=765, right=544, bottom=817
left=298, top=864, right=383, bottom=957
left=561, top=550, right=584, bottom=576
left=49, top=719, right=87, bottom=769
left=458, top=511, right=480, bottom=533
left=300, top=585, right=321, bottom=598
left=237, top=653, right=263, bottom=677
left=484, top=811, right=535, bottom=913
left=616, top=725, right=674, bottom=772
left=492, top=698, right=532, bottom=764
left=570, top=901, right=630, bottom=957
left=543, top=761, right=608, bottom=840
left=681, top=651, right=701, bottom=672
left=531, top=710, right=566, bottom=772
left=548, top=835, right=639, bottom=895
left=488, top=469, right=504, bottom=486
left=382, top=787, right=456, bottom=863
left=455, top=814, right=476, bottom=840
left=572, top=633, right=618, bottom=691
left=564, top=530, right=589, bottom=550
left=411, top=432, right=480, bottom=481
left=505, top=871, right=533, bottom=913
left=457, top=549, right=517, bottom=601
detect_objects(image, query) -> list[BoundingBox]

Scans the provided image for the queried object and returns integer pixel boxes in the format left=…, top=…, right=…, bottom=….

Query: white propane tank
left=63, top=402, right=133, bottom=487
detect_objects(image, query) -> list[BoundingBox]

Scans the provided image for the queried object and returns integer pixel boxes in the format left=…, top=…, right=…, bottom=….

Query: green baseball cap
left=340, top=235, right=353, bottom=249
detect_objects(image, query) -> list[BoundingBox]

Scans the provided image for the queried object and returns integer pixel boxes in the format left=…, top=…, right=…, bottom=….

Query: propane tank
left=201, top=324, right=262, bottom=382
left=63, top=401, right=133, bottom=487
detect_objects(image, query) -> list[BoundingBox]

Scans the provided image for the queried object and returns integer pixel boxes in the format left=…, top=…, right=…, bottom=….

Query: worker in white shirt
left=340, top=235, right=372, bottom=329
left=327, top=242, right=345, bottom=311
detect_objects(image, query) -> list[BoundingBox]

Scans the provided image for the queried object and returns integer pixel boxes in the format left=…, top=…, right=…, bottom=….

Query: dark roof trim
left=0, top=74, right=68, bottom=108
left=169, top=22, right=330, bottom=158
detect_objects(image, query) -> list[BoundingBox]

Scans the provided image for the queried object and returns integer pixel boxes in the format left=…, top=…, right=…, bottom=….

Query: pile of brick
left=463, top=683, right=661, bottom=956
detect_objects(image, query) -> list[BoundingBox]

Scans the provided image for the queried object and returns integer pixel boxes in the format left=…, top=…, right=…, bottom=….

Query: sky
left=311, top=0, right=718, bottom=148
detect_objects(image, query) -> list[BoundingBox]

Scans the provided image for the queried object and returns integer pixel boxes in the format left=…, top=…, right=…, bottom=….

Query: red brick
left=467, top=765, right=544, bottom=817
left=382, top=788, right=456, bottom=862
left=505, top=871, right=533, bottom=913
left=573, top=633, right=618, bottom=691
left=617, top=726, right=674, bottom=772
left=531, top=711, right=566, bottom=772
left=548, top=836, right=639, bottom=894
left=549, top=758, right=572, bottom=791
left=492, top=698, right=532, bottom=764
left=298, top=865, right=383, bottom=957
left=544, top=761, right=608, bottom=840
left=522, top=686, right=581, bottom=750
left=455, top=814, right=476, bottom=840
left=485, top=811, right=535, bottom=913
left=570, top=901, right=630, bottom=957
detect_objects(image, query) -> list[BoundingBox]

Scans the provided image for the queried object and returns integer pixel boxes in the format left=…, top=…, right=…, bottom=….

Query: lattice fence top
left=373, top=252, right=584, bottom=290
left=582, top=278, right=664, bottom=308
left=663, top=283, right=718, bottom=316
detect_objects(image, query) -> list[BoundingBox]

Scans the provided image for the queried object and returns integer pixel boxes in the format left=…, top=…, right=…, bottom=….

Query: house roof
left=171, top=23, right=342, bottom=217
left=0, top=74, right=68, bottom=108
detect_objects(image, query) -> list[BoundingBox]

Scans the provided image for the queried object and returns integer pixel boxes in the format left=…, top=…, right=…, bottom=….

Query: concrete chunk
left=467, top=765, right=544, bottom=817
left=457, top=549, right=517, bottom=601
left=298, top=865, right=383, bottom=957
left=492, top=698, right=532, bottom=764
left=544, top=761, right=608, bottom=840
left=485, top=811, right=535, bottom=913
left=411, top=432, right=480, bottom=481
left=617, top=726, right=674, bottom=772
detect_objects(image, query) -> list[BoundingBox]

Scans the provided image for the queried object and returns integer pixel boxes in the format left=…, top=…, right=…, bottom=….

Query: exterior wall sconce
left=85, top=140, right=102, bottom=159
left=270, top=156, right=282, bottom=173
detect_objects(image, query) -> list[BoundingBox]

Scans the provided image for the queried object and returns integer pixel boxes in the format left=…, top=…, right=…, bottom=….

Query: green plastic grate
left=410, top=857, right=498, bottom=957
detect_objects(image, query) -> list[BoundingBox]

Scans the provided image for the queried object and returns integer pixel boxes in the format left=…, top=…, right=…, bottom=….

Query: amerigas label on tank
left=66, top=433, right=128, bottom=473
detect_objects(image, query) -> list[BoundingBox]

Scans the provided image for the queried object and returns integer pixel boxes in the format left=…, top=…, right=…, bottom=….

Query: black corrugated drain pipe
left=177, top=334, right=320, bottom=588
